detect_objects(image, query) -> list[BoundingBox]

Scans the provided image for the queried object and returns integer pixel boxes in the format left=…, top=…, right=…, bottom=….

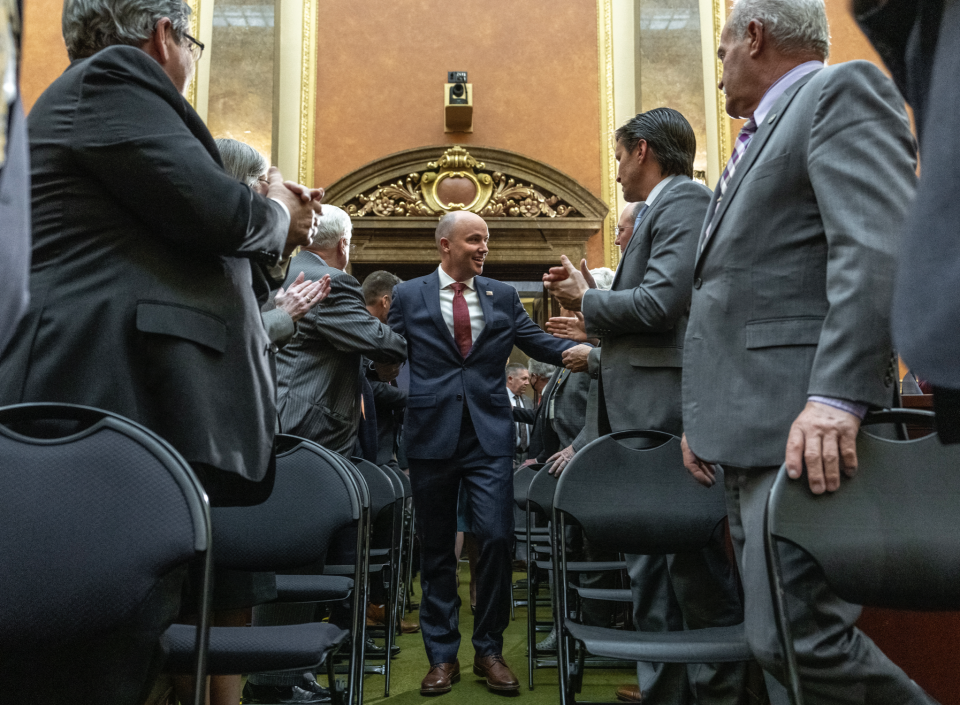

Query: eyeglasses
left=183, top=33, right=204, bottom=62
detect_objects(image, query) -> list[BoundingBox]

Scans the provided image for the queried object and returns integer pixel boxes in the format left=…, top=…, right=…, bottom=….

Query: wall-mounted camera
left=444, top=71, right=473, bottom=133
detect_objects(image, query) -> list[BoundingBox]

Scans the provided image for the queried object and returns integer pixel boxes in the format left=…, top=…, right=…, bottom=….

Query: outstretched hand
left=543, top=255, right=590, bottom=311
left=546, top=313, right=588, bottom=343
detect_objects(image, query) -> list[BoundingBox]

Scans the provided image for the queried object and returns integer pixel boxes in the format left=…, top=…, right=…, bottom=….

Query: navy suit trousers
left=409, top=411, right=514, bottom=665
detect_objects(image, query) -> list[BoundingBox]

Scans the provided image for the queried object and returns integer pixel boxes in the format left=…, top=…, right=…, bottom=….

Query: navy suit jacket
left=388, top=270, right=576, bottom=460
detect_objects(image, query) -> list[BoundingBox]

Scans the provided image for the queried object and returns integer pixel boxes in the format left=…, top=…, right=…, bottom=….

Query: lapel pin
left=486, top=291, right=493, bottom=296
left=768, top=113, right=778, bottom=124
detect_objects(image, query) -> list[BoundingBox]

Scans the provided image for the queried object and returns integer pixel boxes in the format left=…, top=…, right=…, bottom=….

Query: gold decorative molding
left=184, top=0, right=200, bottom=107
left=297, top=0, right=317, bottom=186
left=597, top=0, right=618, bottom=269
left=342, top=146, right=580, bottom=220
left=713, top=0, right=731, bottom=166
left=325, top=145, right=607, bottom=269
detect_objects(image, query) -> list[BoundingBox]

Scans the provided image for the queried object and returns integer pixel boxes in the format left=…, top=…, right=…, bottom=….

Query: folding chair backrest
left=527, top=465, right=558, bottom=519
left=352, top=458, right=398, bottom=522
left=0, top=403, right=209, bottom=650
left=767, top=409, right=960, bottom=610
left=554, top=430, right=727, bottom=554
left=514, top=463, right=543, bottom=510
left=381, top=463, right=411, bottom=499
left=212, top=435, right=360, bottom=571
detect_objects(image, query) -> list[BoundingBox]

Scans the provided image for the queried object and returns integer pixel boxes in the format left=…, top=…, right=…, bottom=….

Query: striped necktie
left=701, top=118, right=758, bottom=251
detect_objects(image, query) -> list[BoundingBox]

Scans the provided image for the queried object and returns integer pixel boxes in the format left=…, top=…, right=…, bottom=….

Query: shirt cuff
left=270, top=197, right=291, bottom=221
left=808, top=396, right=869, bottom=420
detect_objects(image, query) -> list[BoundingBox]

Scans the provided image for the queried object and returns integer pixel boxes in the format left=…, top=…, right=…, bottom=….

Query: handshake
left=542, top=254, right=597, bottom=373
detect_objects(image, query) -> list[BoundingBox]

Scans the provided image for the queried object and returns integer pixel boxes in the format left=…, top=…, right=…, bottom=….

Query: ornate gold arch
left=325, top=145, right=608, bottom=268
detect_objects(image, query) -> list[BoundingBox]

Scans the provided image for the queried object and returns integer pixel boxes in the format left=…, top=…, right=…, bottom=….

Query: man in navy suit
left=388, top=211, right=583, bottom=694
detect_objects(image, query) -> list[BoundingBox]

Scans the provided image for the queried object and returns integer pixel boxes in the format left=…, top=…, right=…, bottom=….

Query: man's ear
left=146, top=17, right=174, bottom=65
left=439, top=237, right=450, bottom=254
left=635, top=140, right=648, bottom=165
left=747, top=19, right=765, bottom=58
left=380, top=294, right=391, bottom=311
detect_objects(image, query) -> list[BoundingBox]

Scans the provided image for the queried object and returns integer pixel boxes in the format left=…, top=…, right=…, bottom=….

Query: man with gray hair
left=681, top=1, right=927, bottom=703
left=0, top=0, right=323, bottom=701
left=275, top=205, right=407, bottom=455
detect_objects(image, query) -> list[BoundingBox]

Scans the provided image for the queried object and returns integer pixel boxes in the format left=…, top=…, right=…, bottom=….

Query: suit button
left=457, top=394, right=462, bottom=401
left=694, top=278, right=702, bottom=289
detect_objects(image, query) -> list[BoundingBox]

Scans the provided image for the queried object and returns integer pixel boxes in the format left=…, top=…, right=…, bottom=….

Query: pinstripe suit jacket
left=276, top=251, right=407, bottom=454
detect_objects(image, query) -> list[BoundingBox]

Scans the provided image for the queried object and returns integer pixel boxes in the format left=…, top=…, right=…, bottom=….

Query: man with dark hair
left=545, top=107, right=744, bottom=704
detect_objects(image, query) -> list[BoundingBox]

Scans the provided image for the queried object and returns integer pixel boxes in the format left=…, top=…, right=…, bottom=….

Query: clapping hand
left=274, top=271, right=331, bottom=323
left=561, top=344, right=592, bottom=372
left=266, top=167, right=324, bottom=255
left=546, top=312, right=588, bottom=342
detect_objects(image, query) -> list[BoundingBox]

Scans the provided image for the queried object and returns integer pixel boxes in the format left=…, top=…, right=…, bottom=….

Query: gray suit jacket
left=683, top=61, right=916, bottom=467
left=581, top=176, right=711, bottom=437
left=276, top=251, right=407, bottom=454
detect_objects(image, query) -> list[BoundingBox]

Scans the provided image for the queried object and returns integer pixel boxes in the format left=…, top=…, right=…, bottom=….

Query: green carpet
left=357, top=570, right=633, bottom=704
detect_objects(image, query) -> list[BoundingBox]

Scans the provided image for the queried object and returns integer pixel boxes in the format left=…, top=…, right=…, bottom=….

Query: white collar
left=438, top=265, right=475, bottom=291
left=643, top=175, right=677, bottom=210
left=753, top=60, right=824, bottom=126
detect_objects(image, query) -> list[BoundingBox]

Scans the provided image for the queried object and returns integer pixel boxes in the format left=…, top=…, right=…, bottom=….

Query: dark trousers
left=409, top=413, right=514, bottom=665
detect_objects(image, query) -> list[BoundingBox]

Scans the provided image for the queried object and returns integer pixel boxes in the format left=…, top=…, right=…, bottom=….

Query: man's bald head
left=435, top=211, right=485, bottom=248
left=435, top=211, right=490, bottom=281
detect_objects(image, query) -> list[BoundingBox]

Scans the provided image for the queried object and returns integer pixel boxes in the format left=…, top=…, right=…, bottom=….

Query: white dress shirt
left=437, top=265, right=485, bottom=343
left=643, top=174, right=676, bottom=210
left=753, top=60, right=824, bottom=125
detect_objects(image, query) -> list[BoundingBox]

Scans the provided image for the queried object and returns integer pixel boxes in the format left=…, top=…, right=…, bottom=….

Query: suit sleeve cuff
left=808, top=396, right=869, bottom=420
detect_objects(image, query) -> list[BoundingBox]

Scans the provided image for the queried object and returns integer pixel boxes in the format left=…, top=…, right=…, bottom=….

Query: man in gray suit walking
left=546, top=107, right=744, bottom=705
left=681, top=1, right=931, bottom=703
left=276, top=205, right=407, bottom=454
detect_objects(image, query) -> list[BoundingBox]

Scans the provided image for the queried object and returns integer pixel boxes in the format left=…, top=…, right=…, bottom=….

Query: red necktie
left=451, top=282, right=472, bottom=358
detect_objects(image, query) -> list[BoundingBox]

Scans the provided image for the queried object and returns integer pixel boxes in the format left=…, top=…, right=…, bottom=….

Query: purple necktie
left=701, top=118, right=758, bottom=251
left=450, top=282, right=472, bottom=358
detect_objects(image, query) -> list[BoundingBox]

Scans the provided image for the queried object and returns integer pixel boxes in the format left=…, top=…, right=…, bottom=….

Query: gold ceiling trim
left=343, top=146, right=580, bottom=219
left=297, top=0, right=317, bottom=186
left=713, top=0, right=731, bottom=166
left=184, top=0, right=200, bottom=107
left=597, top=0, right=617, bottom=269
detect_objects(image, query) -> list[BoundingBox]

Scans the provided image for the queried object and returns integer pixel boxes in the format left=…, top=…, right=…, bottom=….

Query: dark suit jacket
left=276, top=251, right=407, bottom=454
left=367, top=360, right=407, bottom=466
left=388, top=271, right=576, bottom=459
left=0, top=97, right=29, bottom=357
left=582, top=176, right=710, bottom=437
left=0, top=46, right=289, bottom=480
left=858, top=0, right=960, bottom=390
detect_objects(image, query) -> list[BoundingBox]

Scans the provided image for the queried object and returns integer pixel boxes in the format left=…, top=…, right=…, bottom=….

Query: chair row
left=0, top=402, right=415, bottom=705
left=513, top=410, right=960, bottom=705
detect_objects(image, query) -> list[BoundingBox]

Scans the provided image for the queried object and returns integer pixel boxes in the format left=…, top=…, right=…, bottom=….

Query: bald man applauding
left=388, top=212, right=583, bottom=695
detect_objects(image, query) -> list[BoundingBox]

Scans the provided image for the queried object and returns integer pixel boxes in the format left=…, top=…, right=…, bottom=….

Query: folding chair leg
left=574, top=641, right=586, bottom=694
left=526, top=508, right=535, bottom=690
left=327, top=654, right=343, bottom=705
left=383, top=591, right=393, bottom=697
left=764, top=517, right=804, bottom=705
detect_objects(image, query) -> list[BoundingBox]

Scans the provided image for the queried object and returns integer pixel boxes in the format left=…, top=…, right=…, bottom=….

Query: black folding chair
left=0, top=403, right=212, bottom=705
left=552, top=430, right=750, bottom=705
left=382, top=464, right=416, bottom=622
left=162, top=434, right=353, bottom=705
left=351, top=458, right=403, bottom=696
left=765, top=408, right=960, bottom=705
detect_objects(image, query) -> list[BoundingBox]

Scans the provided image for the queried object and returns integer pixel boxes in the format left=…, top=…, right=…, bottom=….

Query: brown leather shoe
left=473, top=654, right=520, bottom=692
left=366, top=602, right=420, bottom=633
left=616, top=683, right=643, bottom=702
left=420, top=660, right=460, bottom=695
